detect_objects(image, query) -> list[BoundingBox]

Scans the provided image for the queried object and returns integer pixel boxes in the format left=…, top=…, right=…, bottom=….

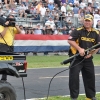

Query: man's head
left=83, top=14, right=94, bottom=29
left=7, top=15, right=15, bottom=20
left=6, top=15, right=16, bottom=27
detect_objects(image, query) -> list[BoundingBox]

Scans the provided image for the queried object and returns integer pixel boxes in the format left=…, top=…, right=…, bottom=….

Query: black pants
left=69, top=58, right=96, bottom=99
left=0, top=43, right=13, bottom=52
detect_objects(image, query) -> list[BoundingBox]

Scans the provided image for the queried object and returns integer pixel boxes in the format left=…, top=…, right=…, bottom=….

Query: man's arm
left=0, top=27, right=8, bottom=37
left=0, top=21, right=10, bottom=37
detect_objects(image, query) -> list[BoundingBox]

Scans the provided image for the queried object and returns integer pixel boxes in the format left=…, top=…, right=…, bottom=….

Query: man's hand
left=15, top=25, right=21, bottom=33
left=5, top=21, right=9, bottom=26
left=85, top=54, right=92, bottom=59
left=78, top=48, right=85, bottom=56
left=84, top=49, right=95, bottom=59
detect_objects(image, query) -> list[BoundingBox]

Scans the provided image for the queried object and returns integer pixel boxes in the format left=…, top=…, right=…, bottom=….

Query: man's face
left=83, top=14, right=93, bottom=28
left=83, top=19, right=93, bottom=28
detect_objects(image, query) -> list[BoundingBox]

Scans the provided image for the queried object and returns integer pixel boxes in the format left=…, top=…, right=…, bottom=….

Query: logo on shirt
left=81, top=37, right=95, bottom=42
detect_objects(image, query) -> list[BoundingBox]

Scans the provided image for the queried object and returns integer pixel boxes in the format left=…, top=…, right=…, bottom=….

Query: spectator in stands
left=19, top=25, right=26, bottom=34
left=45, top=16, right=55, bottom=30
left=66, top=12, right=73, bottom=25
left=87, top=3, right=93, bottom=14
left=59, top=11, right=66, bottom=21
left=54, top=15, right=62, bottom=28
left=26, top=28, right=32, bottom=34
left=94, top=2, right=100, bottom=9
left=40, top=4, right=46, bottom=21
left=53, top=26, right=63, bottom=35
left=36, top=1, right=42, bottom=13
left=66, top=2, right=73, bottom=12
left=61, top=17, right=69, bottom=34
left=32, top=12, right=40, bottom=20
left=62, top=26, right=69, bottom=34
left=62, top=17, right=67, bottom=26
left=33, top=23, right=43, bottom=35
left=83, top=6, right=91, bottom=15
left=66, top=11, right=73, bottom=17
left=73, top=3, right=79, bottom=17
left=61, top=3, right=67, bottom=14
left=8, top=8, right=18, bottom=16
left=78, top=14, right=84, bottom=27
left=18, top=3, right=28, bottom=17
left=54, top=0, right=61, bottom=8
left=8, top=0, right=17, bottom=9
left=25, top=4, right=32, bottom=15
left=78, top=8, right=85, bottom=17
left=69, top=25, right=76, bottom=34
left=48, top=2, right=54, bottom=11
left=30, top=5, right=37, bottom=15
left=50, top=10, right=56, bottom=20
left=79, top=0, right=86, bottom=9
left=44, top=24, right=54, bottom=35
left=96, top=20, right=100, bottom=30
left=45, top=8, right=51, bottom=21
left=54, top=3, right=60, bottom=11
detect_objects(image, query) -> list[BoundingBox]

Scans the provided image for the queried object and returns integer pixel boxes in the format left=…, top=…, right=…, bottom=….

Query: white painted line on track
left=39, top=73, right=100, bottom=79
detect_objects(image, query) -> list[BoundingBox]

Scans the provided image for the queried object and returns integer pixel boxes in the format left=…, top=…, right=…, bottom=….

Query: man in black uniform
left=68, top=14, right=100, bottom=100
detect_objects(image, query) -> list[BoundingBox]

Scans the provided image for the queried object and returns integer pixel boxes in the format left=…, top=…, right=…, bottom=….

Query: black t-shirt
left=68, top=26, right=100, bottom=55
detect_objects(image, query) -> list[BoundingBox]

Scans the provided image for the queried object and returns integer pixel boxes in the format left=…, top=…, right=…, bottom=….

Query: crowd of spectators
left=0, top=0, right=100, bottom=35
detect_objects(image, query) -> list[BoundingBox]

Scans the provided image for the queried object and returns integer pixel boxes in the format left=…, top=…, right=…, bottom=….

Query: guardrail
left=15, top=16, right=81, bottom=28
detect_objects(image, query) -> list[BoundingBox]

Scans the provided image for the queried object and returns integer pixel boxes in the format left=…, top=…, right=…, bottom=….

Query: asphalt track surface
left=5, top=66, right=100, bottom=100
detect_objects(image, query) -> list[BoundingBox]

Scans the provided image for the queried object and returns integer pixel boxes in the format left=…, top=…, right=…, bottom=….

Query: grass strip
left=26, top=54, right=100, bottom=68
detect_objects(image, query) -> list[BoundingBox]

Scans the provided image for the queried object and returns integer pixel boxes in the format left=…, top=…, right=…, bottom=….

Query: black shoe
left=86, top=97, right=97, bottom=100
